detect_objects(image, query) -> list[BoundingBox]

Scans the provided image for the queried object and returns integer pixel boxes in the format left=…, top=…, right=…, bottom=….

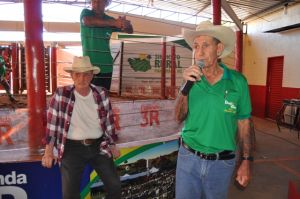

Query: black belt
left=67, top=137, right=102, bottom=146
left=180, top=138, right=235, bottom=160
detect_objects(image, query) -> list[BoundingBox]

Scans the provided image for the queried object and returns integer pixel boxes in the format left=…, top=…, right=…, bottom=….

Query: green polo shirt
left=181, top=63, right=252, bottom=154
left=80, top=9, right=121, bottom=73
left=0, top=56, right=6, bottom=79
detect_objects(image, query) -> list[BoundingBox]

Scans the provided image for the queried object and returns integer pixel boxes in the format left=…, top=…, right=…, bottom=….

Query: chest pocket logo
left=224, top=90, right=238, bottom=114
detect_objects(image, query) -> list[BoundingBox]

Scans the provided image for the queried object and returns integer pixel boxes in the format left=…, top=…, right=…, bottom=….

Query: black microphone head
left=196, top=60, right=205, bottom=69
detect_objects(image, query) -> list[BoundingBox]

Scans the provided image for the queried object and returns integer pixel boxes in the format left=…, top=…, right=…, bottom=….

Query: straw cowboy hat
left=183, top=20, right=235, bottom=58
left=64, top=56, right=100, bottom=74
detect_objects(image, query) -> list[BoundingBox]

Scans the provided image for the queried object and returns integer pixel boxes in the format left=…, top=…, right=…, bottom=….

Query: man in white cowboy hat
left=80, top=0, right=133, bottom=91
left=175, top=21, right=252, bottom=199
left=41, top=56, right=121, bottom=199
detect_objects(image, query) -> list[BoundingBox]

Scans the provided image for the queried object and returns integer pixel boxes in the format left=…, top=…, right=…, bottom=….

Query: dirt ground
left=0, top=93, right=54, bottom=109
left=0, top=94, right=28, bottom=109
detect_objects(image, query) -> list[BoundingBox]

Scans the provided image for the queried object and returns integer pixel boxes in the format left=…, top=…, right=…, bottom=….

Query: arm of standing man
left=102, top=89, right=121, bottom=158
left=175, top=65, right=202, bottom=123
left=41, top=91, right=60, bottom=168
left=236, top=118, right=252, bottom=187
left=82, top=14, right=133, bottom=34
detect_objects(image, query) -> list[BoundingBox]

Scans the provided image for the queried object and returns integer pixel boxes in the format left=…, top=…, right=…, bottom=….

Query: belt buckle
left=215, top=153, right=219, bottom=160
left=199, top=152, right=203, bottom=159
left=82, top=139, right=91, bottom=146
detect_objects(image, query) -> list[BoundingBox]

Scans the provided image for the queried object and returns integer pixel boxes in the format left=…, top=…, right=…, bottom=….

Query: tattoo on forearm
left=239, top=119, right=253, bottom=157
left=175, top=94, right=188, bottom=123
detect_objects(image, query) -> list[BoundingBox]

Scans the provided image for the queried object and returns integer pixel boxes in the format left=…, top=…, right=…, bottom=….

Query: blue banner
left=0, top=162, right=61, bottom=199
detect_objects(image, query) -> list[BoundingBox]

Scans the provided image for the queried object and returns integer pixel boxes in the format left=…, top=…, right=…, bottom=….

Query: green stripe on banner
left=80, top=142, right=163, bottom=199
left=171, top=39, right=192, bottom=50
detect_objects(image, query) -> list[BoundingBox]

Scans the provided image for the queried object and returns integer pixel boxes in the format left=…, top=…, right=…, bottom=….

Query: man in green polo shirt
left=0, top=54, right=16, bottom=102
left=80, top=0, right=133, bottom=91
left=175, top=21, right=253, bottom=199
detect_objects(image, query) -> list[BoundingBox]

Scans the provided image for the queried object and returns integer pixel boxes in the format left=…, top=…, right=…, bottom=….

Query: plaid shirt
left=45, top=84, right=117, bottom=161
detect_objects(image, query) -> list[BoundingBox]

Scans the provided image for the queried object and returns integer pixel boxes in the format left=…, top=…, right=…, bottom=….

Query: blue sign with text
left=0, top=162, right=62, bottom=199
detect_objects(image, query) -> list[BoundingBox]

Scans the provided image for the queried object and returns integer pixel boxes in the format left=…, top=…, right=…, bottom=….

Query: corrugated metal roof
left=1, top=0, right=299, bottom=24
left=42, top=0, right=300, bottom=24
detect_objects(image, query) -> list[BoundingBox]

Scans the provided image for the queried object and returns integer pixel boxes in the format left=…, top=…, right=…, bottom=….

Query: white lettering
left=0, top=186, right=28, bottom=199
left=225, top=100, right=236, bottom=109
left=5, top=171, right=16, bottom=185
left=0, top=171, right=27, bottom=185
left=16, top=174, right=27, bottom=184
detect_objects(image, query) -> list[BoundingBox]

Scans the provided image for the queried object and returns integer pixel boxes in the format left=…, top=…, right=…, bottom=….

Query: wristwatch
left=241, top=156, right=254, bottom=161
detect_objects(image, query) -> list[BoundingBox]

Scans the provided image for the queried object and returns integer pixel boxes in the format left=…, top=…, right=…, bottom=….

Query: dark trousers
left=1, top=79, right=12, bottom=96
left=61, top=140, right=121, bottom=199
left=92, top=72, right=112, bottom=91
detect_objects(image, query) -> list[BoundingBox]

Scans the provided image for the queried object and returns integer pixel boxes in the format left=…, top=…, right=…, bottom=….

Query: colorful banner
left=0, top=99, right=181, bottom=150
left=83, top=139, right=179, bottom=199
left=0, top=140, right=179, bottom=199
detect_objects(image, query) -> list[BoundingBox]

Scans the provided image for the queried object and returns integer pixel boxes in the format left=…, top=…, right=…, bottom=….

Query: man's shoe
left=9, top=95, right=17, bottom=102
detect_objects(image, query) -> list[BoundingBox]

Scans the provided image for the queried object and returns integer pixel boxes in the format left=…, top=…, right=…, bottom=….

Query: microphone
left=181, top=60, right=205, bottom=96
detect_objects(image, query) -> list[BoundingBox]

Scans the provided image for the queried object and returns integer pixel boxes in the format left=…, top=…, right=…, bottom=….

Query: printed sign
left=0, top=162, right=62, bottom=199
left=120, top=42, right=191, bottom=97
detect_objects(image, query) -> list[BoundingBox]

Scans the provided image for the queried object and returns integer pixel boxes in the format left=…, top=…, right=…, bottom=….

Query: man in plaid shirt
left=41, top=56, right=121, bottom=199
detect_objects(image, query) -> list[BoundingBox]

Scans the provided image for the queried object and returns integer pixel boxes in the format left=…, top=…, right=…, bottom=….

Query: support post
left=170, top=45, right=176, bottom=98
left=212, top=0, right=221, bottom=25
left=235, top=30, right=243, bottom=72
left=160, top=37, right=166, bottom=99
left=23, top=0, right=46, bottom=149
left=11, top=43, right=19, bottom=94
left=50, top=44, right=57, bottom=93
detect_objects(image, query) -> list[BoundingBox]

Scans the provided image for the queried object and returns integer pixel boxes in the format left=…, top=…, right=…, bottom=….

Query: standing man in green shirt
left=80, top=0, right=133, bottom=91
left=0, top=51, right=16, bottom=102
left=175, top=21, right=253, bottom=199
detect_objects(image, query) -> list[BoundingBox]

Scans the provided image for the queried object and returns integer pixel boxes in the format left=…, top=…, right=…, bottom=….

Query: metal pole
left=160, top=37, right=166, bottom=99
left=171, top=45, right=176, bottom=98
left=118, top=42, right=124, bottom=96
left=11, top=43, right=19, bottom=94
left=23, top=0, right=46, bottom=149
left=235, top=30, right=243, bottom=72
left=212, top=0, right=221, bottom=25
left=50, top=44, right=57, bottom=93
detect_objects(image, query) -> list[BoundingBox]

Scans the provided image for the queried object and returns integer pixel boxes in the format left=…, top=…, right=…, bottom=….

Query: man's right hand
left=183, top=65, right=202, bottom=82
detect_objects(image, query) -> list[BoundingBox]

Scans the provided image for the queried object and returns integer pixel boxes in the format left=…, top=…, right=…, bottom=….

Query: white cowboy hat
left=64, top=56, right=100, bottom=74
left=182, top=20, right=235, bottom=58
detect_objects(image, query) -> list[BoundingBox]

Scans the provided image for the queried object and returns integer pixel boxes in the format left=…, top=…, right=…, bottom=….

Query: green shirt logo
left=224, top=99, right=237, bottom=114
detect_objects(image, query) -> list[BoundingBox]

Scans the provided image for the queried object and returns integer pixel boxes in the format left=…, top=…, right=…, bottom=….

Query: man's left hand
left=110, top=145, right=121, bottom=159
left=236, top=160, right=251, bottom=187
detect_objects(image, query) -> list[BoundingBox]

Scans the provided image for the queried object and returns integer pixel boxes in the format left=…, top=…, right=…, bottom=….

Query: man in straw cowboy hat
left=80, top=0, right=133, bottom=91
left=175, top=21, right=253, bottom=199
left=41, top=56, right=121, bottom=199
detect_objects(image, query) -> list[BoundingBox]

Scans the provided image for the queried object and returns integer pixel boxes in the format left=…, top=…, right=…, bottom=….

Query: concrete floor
left=228, top=117, right=300, bottom=199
